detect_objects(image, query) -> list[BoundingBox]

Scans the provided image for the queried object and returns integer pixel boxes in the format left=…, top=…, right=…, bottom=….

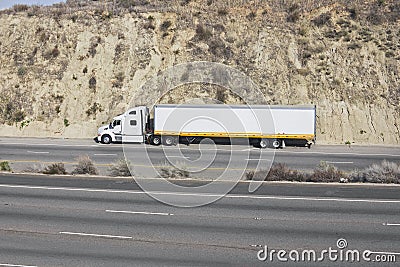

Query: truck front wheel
left=101, top=134, right=112, bottom=144
left=151, top=136, right=161, bottom=146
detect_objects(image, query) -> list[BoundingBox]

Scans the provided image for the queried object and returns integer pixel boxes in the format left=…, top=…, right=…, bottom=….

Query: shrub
left=246, top=11, right=256, bottom=21
left=43, top=46, right=60, bottom=60
left=287, top=4, right=301, bottom=23
left=112, top=72, right=125, bottom=88
left=195, top=24, right=212, bottom=41
left=246, top=163, right=306, bottom=182
left=348, top=7, right=358, bottom=19
left=17, top=66, right=27, bottom=76
left=309, top=161, right=345, bottom=182
left=158, top=162, right=189, bottom=178
left=86, top=102, right=103, bottom=118
left=12, top=4, right=29, bottom=12
left=160, top=20, right=172, bottom=31
left=89, top=76, right=97, bottom=90
left=89, top=37, right=101, bottom=57
left=109, top=158, right=131, bottom=177
left=43, top=163, right=67, bottom=175
left=217, top=8, right=228, bottom=16
left=13, top=110, right=25, bottom=123
left=312, top=12, right=331, bottom=27
left=72, top=155, right=98, bottom=175
left=349, top=161, right=400, bottom=183
left=0, top=161, right=11, bottom=172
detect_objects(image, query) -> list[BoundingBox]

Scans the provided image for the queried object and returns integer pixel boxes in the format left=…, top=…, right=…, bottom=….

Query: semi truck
left=95, top=104, right=316, bottom=148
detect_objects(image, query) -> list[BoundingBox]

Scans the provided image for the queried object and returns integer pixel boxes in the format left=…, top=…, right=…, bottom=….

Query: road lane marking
left=165, top=156, right=190, bottom=159
left=246, top=159, right=271, bottom=161
left=0, top=264, right=37, bottom=267
left=27, top=151, right=49, bottom=154
left=275, top=150, right=400, bottom=157
left=4, top=143, right=104, bottom=148
left=94, top=153, right=118, bottom=156
left=59, top=231, right=132, bottom=239
left=326, top=161, right=353, bottom=164
left=383, top=223, right=400, bottom=226
left=1, top=184, right=400, bottom=203
left=106, top=210, right=173, bottom=216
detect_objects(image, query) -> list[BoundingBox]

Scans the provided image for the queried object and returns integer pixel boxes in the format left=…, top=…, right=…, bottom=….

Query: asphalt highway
left=0, top=173, right=399, bottom=266
left=1, top=137, right=400, bottom=178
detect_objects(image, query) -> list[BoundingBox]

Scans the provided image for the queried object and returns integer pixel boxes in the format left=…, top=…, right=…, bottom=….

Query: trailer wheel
left=163, top=136, right=176, bottom=146
left=101, top=134, right=112, bottom=144
left=151, top=136, right=161, bottom=146
left=272, top=139, right=281, bottom=149
left=259, top=139, right=268, bottom=149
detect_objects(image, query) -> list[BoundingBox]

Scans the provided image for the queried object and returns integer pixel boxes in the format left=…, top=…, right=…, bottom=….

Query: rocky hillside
left=0, top=0, right=399, bottom=144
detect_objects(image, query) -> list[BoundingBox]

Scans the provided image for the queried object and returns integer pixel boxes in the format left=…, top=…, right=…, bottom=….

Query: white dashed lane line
left=106, top=210, right=174, bottom=216
left=59, top=231, right=132, bottom=240
left=27, top=151, right=49, bottom=154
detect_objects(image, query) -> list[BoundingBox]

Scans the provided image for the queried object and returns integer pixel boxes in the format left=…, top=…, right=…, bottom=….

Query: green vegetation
left=0, top=161, right=12, bottom=172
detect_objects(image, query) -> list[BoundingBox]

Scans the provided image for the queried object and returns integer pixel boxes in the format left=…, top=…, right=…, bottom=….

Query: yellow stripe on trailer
left=153, top=131, right=315, bottom=141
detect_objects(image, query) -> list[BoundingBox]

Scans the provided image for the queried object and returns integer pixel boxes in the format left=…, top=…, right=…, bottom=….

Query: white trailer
left=95, top=104, right=316, bottom=148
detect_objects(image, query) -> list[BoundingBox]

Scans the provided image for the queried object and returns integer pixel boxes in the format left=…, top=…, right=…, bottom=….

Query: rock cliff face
left=0, top=0, right=399, bottom=144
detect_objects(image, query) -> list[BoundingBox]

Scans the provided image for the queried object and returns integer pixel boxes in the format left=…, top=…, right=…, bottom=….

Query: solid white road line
left=0, top=184, right=400, bottom=204
left=275, top=150, right=400, bottom=157
left=27, top=151, right=49, bottom=154
left=166, top=156, right=190, bottom=159
left=59, top=231, right=132, bottom=239
left=106, top=210, right=173, bottom=216
left=93, top=153, right=118, bottom=156
left=369, top=251, right=400, bottom=255
left=0, top=264, right=37, bottom=267
left=383, top=223, right=400, bottom=226
left=326, top=161, right=354, bottom=164
left=246, top=158, right=271, bottom=161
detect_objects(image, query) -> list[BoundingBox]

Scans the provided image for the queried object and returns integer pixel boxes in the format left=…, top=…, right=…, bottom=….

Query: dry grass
left=109, top=158, right=131, bottom=176
left=349, top=160, right=400, bottom=183
left=246, top=163, right=306, bottom=182
left=308, top=161, right=345, bottom=182
left=246, top=161, right=345, bottom=183
left=71, top=155, right=98, bottom=175
left=43, top=163, right=67, bottom=175
left=158, top=162, right=190, bottom=178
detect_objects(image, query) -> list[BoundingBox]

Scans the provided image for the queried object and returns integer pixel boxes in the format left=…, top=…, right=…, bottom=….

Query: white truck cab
left=95, top=106, right=149, bottom=144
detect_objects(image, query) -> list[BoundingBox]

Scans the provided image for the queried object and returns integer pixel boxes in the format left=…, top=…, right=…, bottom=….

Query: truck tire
left=101, top=134, right=112, bottom=144
left=259, top=139, right=268, bottom=149
left=272, top=139, right=281, bottom=149
left=151, top=136, right=161, bottom=146
left=163, top=136, right=176, bottom=146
